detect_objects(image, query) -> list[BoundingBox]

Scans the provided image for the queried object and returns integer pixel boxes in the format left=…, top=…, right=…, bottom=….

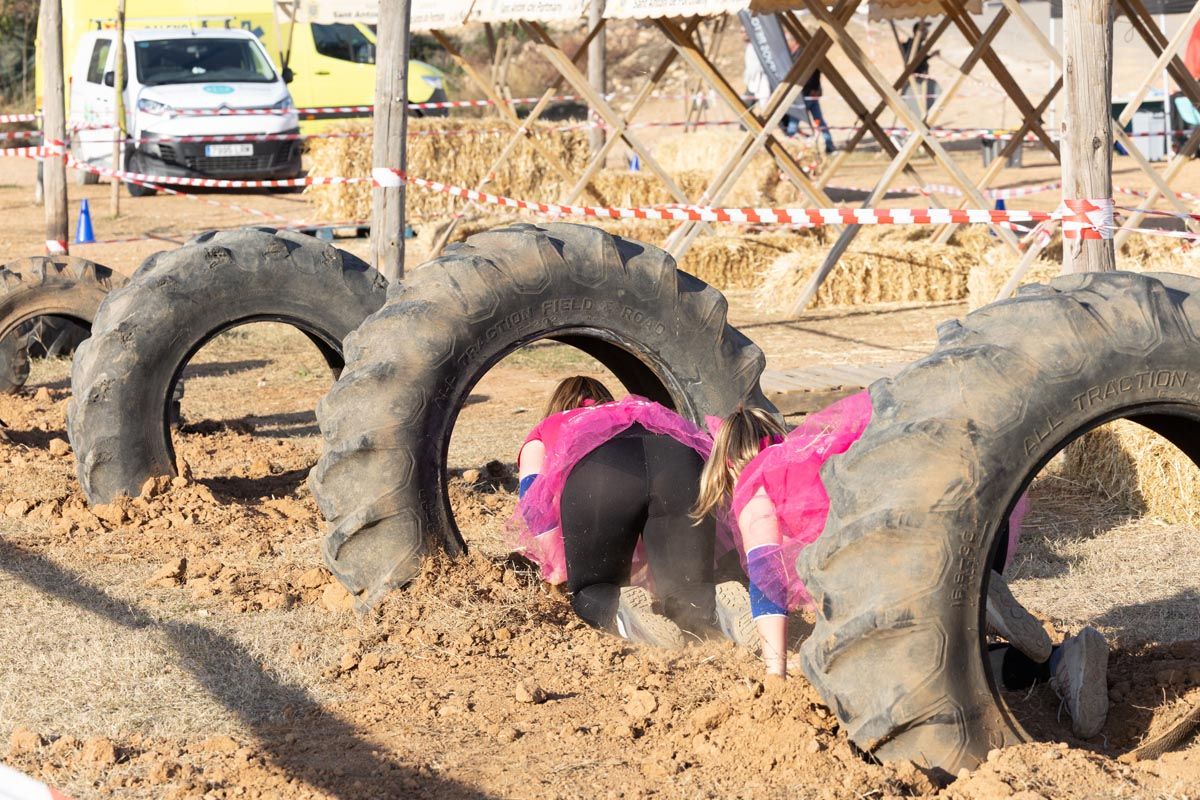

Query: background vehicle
left=40, top=0, right=449, bottom=132
left=69, top=28, right=301, bottom=193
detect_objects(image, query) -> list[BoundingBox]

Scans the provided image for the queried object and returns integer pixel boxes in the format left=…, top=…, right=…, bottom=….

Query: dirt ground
left=0, top=295, right=1198, bottom=799
left=2, top=20, right=1200, bottom=793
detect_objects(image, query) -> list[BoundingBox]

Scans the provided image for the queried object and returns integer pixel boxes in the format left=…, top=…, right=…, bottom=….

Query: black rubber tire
left=310, top=222, right=772, bottom=610
left=68, top=227, right=388, bottom=505
left=27, top=315, right=91, bottom=358
left=797, top=270, right=1200, bottom=773
left=125, top=153, right=157, bottom=197
left=0, top=328, right=26, bottom=394
left=0, top=256, right=123, bottom=394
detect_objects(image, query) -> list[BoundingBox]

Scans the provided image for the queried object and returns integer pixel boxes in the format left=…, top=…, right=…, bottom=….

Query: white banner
left=476, top=0, right=589, bottom=22
left=604, top=0, right=747, bottom=18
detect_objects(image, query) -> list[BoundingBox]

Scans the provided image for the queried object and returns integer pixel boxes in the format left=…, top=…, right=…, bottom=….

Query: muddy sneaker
left=714, top=581, right=758, bottom=649
left=986, top=570, right=1052, bottom=663
left=1050, top=626, right=1109, bottom=739
left=615, top=587, right=685, bottom=649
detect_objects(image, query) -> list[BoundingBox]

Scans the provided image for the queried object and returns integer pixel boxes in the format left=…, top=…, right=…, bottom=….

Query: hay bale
left=677, top=233, right=801, bottom=290
left=754, top=227, right=978, bottom=311
left=1054, top=419, right=1200, bottom=526
left=305, top=119, right=590, bottom=223
left=589, top=170, right=710, bottom=209
left=651, top=129, right=813, bottom=207
left=968, top=232, right=1200, bottom=310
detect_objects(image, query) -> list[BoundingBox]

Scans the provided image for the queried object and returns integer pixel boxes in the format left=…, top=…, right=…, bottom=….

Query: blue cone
left=989, top=197, right=1006, bottom=238
left=74, top=199, right=95, bottom=244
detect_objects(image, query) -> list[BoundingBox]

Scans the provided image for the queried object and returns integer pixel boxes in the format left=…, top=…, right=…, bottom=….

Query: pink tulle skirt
left=506, top=396, right=714, bottom=584
left=728, top=390, right=1029, bottom=611
left=727, top=391, right=875, bottom=611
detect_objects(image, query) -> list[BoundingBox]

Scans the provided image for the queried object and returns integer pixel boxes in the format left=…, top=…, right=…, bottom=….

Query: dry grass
left=1002, top=420, right=1200, bottom=647
left=651, top=128, right=817, bottom=207
left=1008, top=483, right=1200, bottom=648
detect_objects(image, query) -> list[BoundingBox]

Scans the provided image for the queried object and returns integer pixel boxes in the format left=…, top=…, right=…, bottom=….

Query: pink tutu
left=728, top=390, right=1030, bottom=611
left=507, top=396, right=715, bottom=584
left=728, top=391, right=875, bottom=611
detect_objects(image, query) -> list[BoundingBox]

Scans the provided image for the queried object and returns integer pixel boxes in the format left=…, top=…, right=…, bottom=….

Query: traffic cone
left=74, top=199, right=95, bottom=245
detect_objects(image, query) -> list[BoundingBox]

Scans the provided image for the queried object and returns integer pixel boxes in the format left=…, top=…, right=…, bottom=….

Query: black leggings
left=559, top=424, right=716, bottom=632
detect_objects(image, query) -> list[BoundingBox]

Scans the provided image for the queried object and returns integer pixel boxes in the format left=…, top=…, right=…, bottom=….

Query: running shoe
left=986, top=570, right=1052, bottom=663
left=614, top=586, right=685, bottom=649
left=1050, top=626, right=1110, bottom=739
left=714, top=581, right=758, bottom=649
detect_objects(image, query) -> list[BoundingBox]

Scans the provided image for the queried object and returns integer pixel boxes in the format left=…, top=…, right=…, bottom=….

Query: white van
left=69, top=27, right=301, bottom=195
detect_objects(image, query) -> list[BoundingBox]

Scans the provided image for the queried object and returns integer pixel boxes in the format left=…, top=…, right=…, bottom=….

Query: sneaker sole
left=616, top=587, right=685, bottom=650
left=714, top=581, right=759, bottom=649
left=1069, top=628, right=1109, bottom=739
left=987, top=574, right=1052, bottom=663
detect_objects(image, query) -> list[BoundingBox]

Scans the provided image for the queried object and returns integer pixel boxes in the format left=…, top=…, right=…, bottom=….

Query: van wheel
left=68, top=227, right=388, bottom=505
left=310, top=222, right=771, bottom=609
left=124, top=153, right=157, bottom=197
left=126, top=180, right=157, bottom=198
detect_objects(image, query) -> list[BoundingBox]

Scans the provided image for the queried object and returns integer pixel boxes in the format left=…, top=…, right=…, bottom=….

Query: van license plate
left=204, top=144, right=254, bottom=157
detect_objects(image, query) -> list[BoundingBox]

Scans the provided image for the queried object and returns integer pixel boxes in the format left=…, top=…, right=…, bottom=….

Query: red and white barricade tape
left=370, top=167, right=1056, bottom=226
left=66, top=156, right=315, bottom=227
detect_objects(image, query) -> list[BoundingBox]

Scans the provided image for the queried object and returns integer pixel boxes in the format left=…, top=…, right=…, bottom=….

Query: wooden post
left=1061, top=0, right=1115, bottom=273
left=110, top=0, right=127, bottom=218
left=588, top=0, right=606, bottom=154
left=371, top=0, right=412, bottom=282
left=40, top=0, right=68, bottom=255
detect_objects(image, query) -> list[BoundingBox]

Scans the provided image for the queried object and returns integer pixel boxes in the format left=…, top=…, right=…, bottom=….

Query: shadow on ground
left=0, top=539, right=492, bottom=800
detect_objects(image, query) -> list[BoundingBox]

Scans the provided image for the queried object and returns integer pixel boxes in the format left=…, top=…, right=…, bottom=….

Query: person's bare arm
left=739, top=488, right=788, bottom=677
left=518, top=440, right=545, bottom=480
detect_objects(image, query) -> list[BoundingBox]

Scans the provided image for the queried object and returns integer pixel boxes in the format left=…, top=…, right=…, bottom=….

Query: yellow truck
left=41, top=0, right=448, bottom=125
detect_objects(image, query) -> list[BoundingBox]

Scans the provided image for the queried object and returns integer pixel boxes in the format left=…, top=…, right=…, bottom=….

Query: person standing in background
left=803, top=69, right=835, bottom=154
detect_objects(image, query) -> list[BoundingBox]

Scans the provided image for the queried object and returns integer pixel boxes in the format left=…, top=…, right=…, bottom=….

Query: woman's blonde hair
left=544, top=375, right=614, bottom=418
left=692, top=406, right=786, bottom=521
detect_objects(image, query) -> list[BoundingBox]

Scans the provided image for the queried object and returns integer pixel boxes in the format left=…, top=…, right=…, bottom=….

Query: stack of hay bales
left=967, top=231, right=1200, bottom=310
left=305, top=119, right=590, bottom=222
left=652, top=128, right=811, bottom=207
left=753, top=227, right=984, bottom=311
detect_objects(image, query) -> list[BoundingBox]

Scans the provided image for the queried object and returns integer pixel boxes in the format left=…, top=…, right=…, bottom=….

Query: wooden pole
left=1061, top=0, right=1115, bottom=273
left=40, top=0, right=68, bottom=255
left=371, top=0, right=411, bottom=282
left=110, top=0, right=127, bottom=218
left=588, top=0, right=606, bottom=154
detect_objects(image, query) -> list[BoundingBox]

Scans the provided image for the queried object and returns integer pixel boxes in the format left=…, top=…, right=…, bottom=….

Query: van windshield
left=135, top=38, right=276, bottom=86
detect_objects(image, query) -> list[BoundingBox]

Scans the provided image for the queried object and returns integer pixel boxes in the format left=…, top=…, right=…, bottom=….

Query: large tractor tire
left=0, top=256, right=123, bottom=394
left=69, top=227, right=387, bottom=505
left=797, top=271, right=1200, bottom=772
left=311, top=222, right=772, bottom=610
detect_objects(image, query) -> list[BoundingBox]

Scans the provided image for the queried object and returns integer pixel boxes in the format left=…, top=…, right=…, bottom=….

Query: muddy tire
left=311, top=222, right=772, bottom=610
left=0, top=256, right=123, bottom=394
left=68, top=227, right=387, bottom=505
left=797, top=271, right=1200, bottom=772
left=27, top=316, right=91, bottom=358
